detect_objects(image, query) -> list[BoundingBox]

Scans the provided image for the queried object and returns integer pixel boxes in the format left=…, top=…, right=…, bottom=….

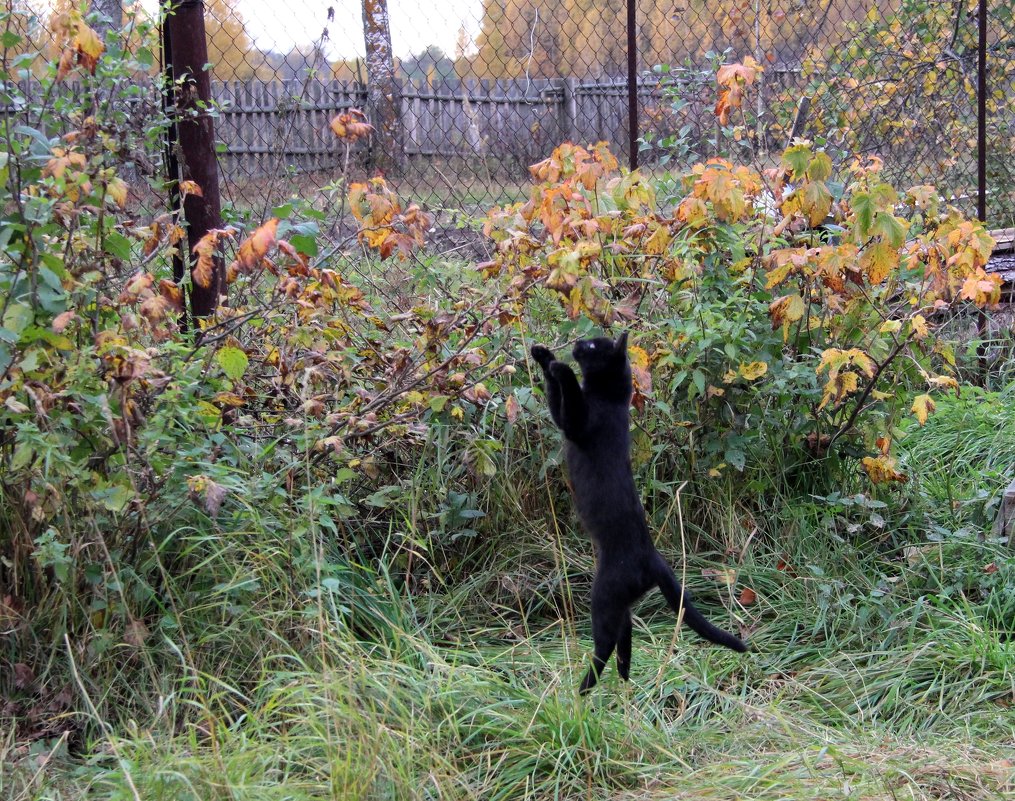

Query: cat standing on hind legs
left=531, top=332, right=748, bottom=693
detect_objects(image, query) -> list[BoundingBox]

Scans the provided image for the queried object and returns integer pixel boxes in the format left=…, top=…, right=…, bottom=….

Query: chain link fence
left=2, top=0, right=1012, bottom=228
left=198, top=0, right=1014, bottom=229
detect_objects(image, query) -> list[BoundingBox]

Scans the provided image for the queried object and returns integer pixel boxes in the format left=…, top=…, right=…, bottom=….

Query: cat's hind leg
left=616, top=611, right=633, bottom=681
left=579, top=588, right=627, bottom=694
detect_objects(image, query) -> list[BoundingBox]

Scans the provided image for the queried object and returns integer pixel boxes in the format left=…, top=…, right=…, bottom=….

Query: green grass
left=5, top=513, right=1014, bottom=801
left=5, top=384, right=1015, bottom=801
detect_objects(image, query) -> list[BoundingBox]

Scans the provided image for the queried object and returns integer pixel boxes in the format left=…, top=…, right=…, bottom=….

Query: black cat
left=531, top=332, right=747, bottom=693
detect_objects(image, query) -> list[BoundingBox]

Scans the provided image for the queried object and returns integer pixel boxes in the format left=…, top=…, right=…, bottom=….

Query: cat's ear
left=614, top=330, right=629, bottom=353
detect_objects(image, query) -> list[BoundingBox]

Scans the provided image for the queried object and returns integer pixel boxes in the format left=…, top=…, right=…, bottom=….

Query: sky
left=234, top=0, right=484, bottom=61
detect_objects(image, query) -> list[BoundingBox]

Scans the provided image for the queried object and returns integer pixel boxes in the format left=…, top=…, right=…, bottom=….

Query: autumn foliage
left=482, top=97, right=998, bottom=483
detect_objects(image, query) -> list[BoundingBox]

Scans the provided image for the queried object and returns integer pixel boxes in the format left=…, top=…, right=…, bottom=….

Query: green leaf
left=692, top=369, right=706, bottom=398
left=852, top=192, right=874, bottom=239
left=288, top=233, right=318, bottom=257
left=429, top=395, right=449, bottom=412
left=806, top=150, right=833, bottom=182
left=104, top=231, right=133, bottom=260
left=872, top=212, right=907, bottom=248
left=725, top=448, right=746, bottom=471
left=782, top=144, right=811, bottom=179
left=95, top=484, right=134, bottom=513
left=2, top=302, right=33, bottom=337
left=216, top=346, right=248, bottom=382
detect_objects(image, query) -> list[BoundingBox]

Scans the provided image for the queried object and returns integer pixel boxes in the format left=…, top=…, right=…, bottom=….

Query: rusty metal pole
left=163, top=0, right=224, bottom=319
left=626, top=0, right=639, bottom=170
left=976, top=0, right=988, bottom=380
left=977, top=0, right=987, bottom=224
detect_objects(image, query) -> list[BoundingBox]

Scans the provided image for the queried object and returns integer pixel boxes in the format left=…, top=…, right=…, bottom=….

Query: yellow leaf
left=911, top=393, right=935, bottom=425
left=819, top=371, right=859, bottom=409
left=862, top=455, right=907, bottom=484
left=879, top=320, right=902, bottom=334
left=817, top=348, right=849, bottom=378
left=848, top=349, right=876, bottom=379
left=769, top=292, right=806, bottom=339
left=927, top=374, right=959, bottom=394
left=911, top=314, right=929, bottom=339
left=860, top=242, right=899, bottom=285
left=106, top=177, right=128, bottom=208
left=738, top=361, right=768, bottom=381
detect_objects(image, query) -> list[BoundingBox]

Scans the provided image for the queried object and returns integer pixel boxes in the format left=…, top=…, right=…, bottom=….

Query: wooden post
left=163, top=0, right=224, bottom=319
left=557, top=77, right=577, bottom=143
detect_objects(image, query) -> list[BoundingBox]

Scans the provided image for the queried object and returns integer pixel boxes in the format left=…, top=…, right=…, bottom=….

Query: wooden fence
left=211, top=76, right=689, bottom=181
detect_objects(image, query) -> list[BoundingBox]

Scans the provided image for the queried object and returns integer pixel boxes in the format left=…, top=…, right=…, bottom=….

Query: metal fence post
left=626, top=0, right=638, bottom=171
left=977, top=0, right=987, bottom=224
left=164, top=0, right=225, bottom=319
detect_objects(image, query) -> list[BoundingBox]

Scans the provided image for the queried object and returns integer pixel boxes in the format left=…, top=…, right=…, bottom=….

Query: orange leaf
left=159, top=279, right=184, bottom=313
left=329, top=108, right=374, bottom=142
left=234, top=218, right=279, bottom=273
left=191, top=228, right=233, bottom=289
left=738, top=587, right=757, bottom=605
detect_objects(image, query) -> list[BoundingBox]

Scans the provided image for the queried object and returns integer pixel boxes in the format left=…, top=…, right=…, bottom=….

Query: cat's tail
left=653, top=557, right=748, bottom=652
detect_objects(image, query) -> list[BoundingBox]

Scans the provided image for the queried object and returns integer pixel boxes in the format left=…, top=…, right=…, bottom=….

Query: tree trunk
left=163, top=0, right=225, bottom=319
left=361, top=0, right=403, bottom=172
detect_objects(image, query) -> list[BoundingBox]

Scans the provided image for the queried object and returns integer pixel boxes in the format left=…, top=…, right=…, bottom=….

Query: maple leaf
left=54, top=13, right=105, bottom=79
left=769, top=292, right=806, bottom=338
left=926, top=374, right=959, bottom=394
left=911, top=393, right=936, bottom=425
left=191, top=228, right=233, bottom=289
left=676, top=196, right=708, bottom=227
left=862, top=455, right=907, bottom=484
left=74, top=23, right=104, bottom=73
left=159, top=279, right=184, bottom=313
left=43, top=148, right=87, bottom=179
left=799, top=180, right=832, bottom=226
left=179, top=180, right=203, bottom=197
left=819, top=370, right=859, bottom=409
left=860, top=242, right=899, bottom=285
left=106, top=177, right=128, bottom=208
left=139, top=294, right=171, bottom=324
left=738, top=361, right=768, bottom=381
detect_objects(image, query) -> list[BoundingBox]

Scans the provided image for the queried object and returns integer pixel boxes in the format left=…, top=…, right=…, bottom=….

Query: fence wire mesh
left=196, top=0, right=1014, bottom=230
left=1, top=0, right=1012, bottom=229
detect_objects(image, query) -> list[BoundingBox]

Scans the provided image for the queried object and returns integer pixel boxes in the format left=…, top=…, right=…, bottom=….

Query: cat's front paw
left=530, top=344, right=556, bottom=369
left=548, top=360, right=574, bottom=383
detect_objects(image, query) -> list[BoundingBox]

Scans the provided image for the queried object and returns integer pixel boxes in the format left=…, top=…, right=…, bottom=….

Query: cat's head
left=572, top=331, right=630, bottom=393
